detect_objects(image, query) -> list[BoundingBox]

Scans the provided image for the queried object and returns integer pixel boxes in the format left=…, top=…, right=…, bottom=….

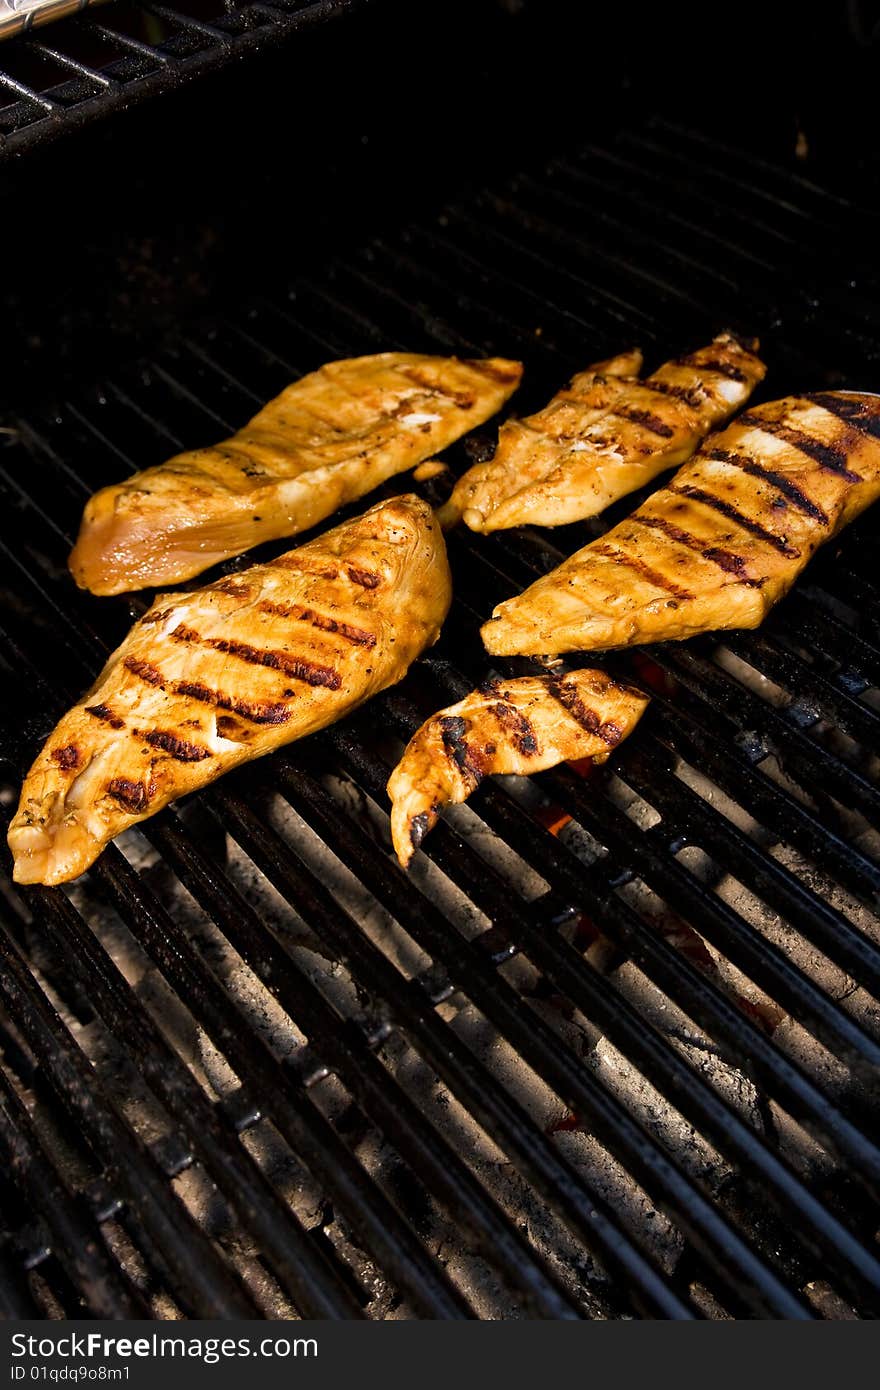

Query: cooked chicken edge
left=387, top=670, right=649, bottom=868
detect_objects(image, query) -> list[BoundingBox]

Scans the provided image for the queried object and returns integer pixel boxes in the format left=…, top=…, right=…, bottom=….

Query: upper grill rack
left=1, top=120, right=880, bottom=1319
left=0, top=0, right=363, bottom=155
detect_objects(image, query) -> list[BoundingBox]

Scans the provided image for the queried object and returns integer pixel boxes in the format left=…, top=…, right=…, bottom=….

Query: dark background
left=2, top=0, right=879, bottom=409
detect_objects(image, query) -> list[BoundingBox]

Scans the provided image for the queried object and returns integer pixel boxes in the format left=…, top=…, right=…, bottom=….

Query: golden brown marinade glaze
left=481, top=392, right=880, bottom=656
left=444, top=334, right=765, bottom=532
left=11, top=496, right=452, bottom=884
left=387, top=669, right=648, bottom=867
left=70, top=352, right=522, bottom=595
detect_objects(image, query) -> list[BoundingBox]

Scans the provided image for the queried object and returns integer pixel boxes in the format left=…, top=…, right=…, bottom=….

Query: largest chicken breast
left=482, top=393, right=880, bottom=656
left=10, top=495, right=451, bottom=885
left=69, top=352, right=521, bottom=596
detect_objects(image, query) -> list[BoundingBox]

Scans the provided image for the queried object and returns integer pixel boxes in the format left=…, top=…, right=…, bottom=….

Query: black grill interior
left=2, top=65, right=880, bottom=1319
left=0, top=0, right=365, bottom=154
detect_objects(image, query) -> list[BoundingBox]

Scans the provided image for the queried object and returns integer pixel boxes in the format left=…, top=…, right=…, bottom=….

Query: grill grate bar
left=654, top=692, right=880, bottom=909
left=618, top=134, right=809, bottom=249
left=439, top=203, right=659, bottom=338
left=83, top=20, right=172, bottom=64
left=520, top=160, right=880, bottom=375
left=477, top=189, right=707, bottom=323
left=366, top=238, right=569, bottom=367
left=143, top=814, right=588, bottom=1319
left=491, top=175, right=724, bottom=319
left=10, top=869, right=373, bottom=1319
left=15, top=415, right=126, bottom=503
left=724, top=630, right=880, bottom=751
left=0, top=1050, right=147, bottom=1318
left=80, top=855, right=480, bottom=1319
left=442, top=157, right=867, bottom=378
left=149, top=360, right=235, bottom=431
left=550, top=751, right=880, bottom=1067
left=626, top=127, right=852, bottom=233
left=443, top=773, right=880, bottom=1283
left=0, top=72, right=61, bottom=111
left=560, top=148, right=778, bottom=276
left=0, top=916, right=258, bottom=1318
left=660, top=644, right=879, bottom=821
left=141, top=3, right=229, bottom=40
left=785, top=588, right=880, bottom=688
left=542, top=152, right=880, bottom=366
left=401, top=222, right=619, bottom=353
left=622, top=740, right=880, bottom=997
left=20, top=41, right=116, bottom=89
left=528, top=762, right=880, bottom=1167
left=321, top=261, right=485, bottom=358
left=550, top=155, right=773, bottom=285
left=653, top=119, right=865, bottom=214
left=824, top=581, right=880, bottom=645
left=494, top=150, right=878, bottom=378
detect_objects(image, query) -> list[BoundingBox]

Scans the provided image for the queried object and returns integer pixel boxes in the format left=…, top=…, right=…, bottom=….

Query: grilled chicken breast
left=444, top=334, right=765, bottom=533
left=387, top=671, right=648, bottom=868
left=10, top=496, right=451, bottom=886
left=482, top=392, right=880, bottom=657
left=69, top=352, right=522, bottom=596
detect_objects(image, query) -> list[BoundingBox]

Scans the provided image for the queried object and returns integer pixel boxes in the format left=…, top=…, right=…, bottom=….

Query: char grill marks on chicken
left=443, top=334, right=765, bottom=533
left=387, top=671, right=649, bottom=867
left=69, top=352, right=522, bottom=596
left=481, top=392, right=880, bottom=657
left=10, top=495, right=452, bottom=886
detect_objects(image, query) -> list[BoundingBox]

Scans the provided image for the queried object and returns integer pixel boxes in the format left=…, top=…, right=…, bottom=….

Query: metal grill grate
left=1, top=120, right=880, bottom=1319
left=0, top=0, right=365, bottom=155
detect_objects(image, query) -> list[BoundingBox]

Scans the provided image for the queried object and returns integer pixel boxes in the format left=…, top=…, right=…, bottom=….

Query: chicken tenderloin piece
left=387, top=671, right=649, bottom=868
left=436, top=348, right=642, bottom=529
left=10, top=496, right=451, bottom=886
left=481, top=392, right=880, bottom=657
left=448, top=334, right=765, bottom=533
left=70, top=352, right=522, bottom=596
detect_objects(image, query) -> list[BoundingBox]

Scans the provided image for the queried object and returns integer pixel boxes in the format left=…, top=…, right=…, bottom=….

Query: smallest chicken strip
left=387, top=670, right=649, bottom=868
